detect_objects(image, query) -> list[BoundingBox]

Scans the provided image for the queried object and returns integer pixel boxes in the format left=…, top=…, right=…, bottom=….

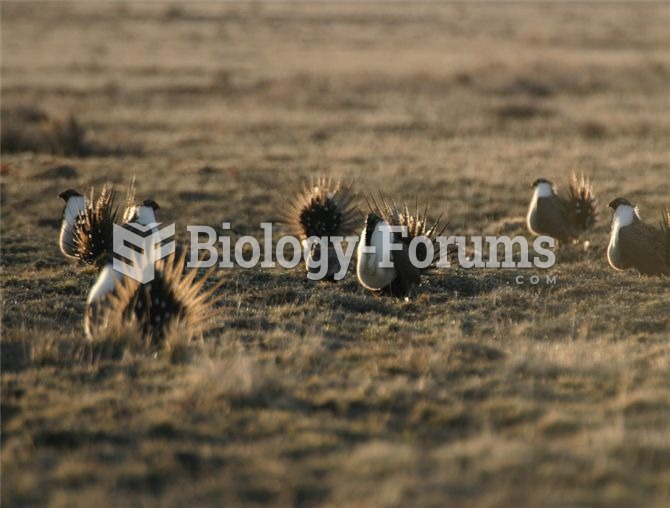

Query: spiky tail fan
left=105, top=253, right=223, bottom=344
left=71, top=185, right=118, bottom=266
left=569, top=172, right=598, bottom=232
left=367, top=193, right=448, bottom=272
left=282, top=177, right=359, bottom=240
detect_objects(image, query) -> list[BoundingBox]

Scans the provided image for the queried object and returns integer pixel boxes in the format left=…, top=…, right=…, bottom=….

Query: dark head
left=608, top=197, right=634, bottom=210
left=531, top=178, right=552, bottom=188
left=59, top=189, right=82, bottom=201
left=141, top=199, right=160, bottom=211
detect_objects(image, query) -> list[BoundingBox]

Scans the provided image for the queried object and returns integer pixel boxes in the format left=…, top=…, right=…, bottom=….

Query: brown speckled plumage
left=70, top=185, right=119, bottom=267
left=90, top=254, right=223, bottom=343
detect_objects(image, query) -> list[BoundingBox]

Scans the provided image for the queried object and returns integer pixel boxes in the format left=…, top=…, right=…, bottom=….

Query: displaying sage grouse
left=58, top=185, right=118, bottom=267
left=357, top=195, right=444, bottom=299
left=526, top=173, right=598, bottom=245
left=85, top=197, right=166, bottom=340
left=607, top=197, right=670, bottom=276
left=282, top=177, right=359, bottom=280
left=85, top=253, right=222, bottom=343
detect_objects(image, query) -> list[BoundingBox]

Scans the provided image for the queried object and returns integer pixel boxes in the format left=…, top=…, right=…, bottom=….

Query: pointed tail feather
left=569, top=172, right=598, bottom=232
left=72, top=185, right=118, bottom=266
left=121, top=176, right=137, bottom=224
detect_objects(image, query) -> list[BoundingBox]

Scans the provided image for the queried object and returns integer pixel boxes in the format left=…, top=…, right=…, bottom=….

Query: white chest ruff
left=64, top=197, right=86, bottom=225
left=526, top=200, right=539, bottom=236
left=607, top=206, right=635, bottom=270
left=356, top=225, right=395, bottom=290
left=60, top=197, right=86, bottom=256
left=87, top=265, right=125, bottom=304
left=526, top=184, right=553, bottom=236
left=136, top=207, right=157, bottom=228
left=85, top=265, right=126, bottom=340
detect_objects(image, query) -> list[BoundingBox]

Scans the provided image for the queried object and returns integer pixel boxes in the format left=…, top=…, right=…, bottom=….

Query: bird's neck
left=137, top=207, right=157, bottom=227
left=612, top=205, right=638, bottom=230
left=533, top=183, right=554, bottom=200
left=64, top=196, right=86, bottom=224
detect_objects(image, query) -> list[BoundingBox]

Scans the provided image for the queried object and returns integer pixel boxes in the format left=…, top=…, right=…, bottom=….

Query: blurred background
left=2, top=2, right=668, bottom=234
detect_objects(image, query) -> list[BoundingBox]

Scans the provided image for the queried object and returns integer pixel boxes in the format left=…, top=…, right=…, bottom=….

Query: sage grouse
left=85, top=199, right=221, bottom=342
left=84, top=195, right=159, bottom=339
left=85, top=253, right=222, bottom=342
left=526, top=173, right=598, bottom=245
left=58, top=185, right=118, bottom=267
left=282, top=177, right=358, bottom=280
left=607, top=197, right=670, bottom=276
left=357, top=195, right=444, bottom=299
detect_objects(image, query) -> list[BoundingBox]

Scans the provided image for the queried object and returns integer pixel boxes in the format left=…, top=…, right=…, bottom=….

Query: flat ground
left=2, top=3, right=670, bottom=507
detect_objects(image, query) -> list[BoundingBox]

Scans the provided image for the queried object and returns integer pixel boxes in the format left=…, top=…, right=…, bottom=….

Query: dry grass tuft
left=1, top=106, right=141, bottom=156
left=175, top=354, right=291, bottom=412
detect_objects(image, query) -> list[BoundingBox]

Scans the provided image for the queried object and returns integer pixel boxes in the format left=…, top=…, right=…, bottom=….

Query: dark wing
left=536, top=196, right=578, bottom=242
left=388, top=244, right=421, bottom=298
left=618, top=222, right=669, bottom=275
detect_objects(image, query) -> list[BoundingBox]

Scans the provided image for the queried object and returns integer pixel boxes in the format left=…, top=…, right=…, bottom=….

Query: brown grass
left=2, top=2, right=670, bottom=507
left=1, top=106, right=142, bottom=157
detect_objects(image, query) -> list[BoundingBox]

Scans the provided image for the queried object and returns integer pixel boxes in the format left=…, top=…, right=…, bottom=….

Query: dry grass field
left=2, top=2, right=670, bottom=507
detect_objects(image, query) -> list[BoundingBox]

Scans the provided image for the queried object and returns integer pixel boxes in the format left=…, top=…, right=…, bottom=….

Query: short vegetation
left=1, top=3, right=669, bottom=507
